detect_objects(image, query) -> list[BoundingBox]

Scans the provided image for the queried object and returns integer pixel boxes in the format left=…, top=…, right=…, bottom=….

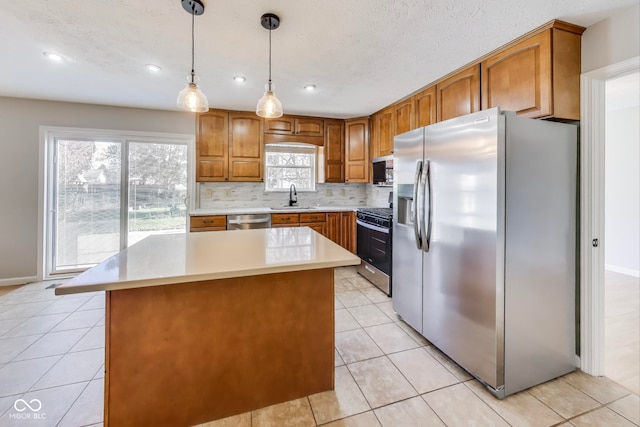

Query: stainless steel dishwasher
left=226, top=213, right=272, bottom=230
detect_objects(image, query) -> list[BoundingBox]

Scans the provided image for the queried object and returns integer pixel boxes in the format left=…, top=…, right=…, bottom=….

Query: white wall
left=604, top=105, right=640, bottom=276
left=581, top=3, right=640, bottom=73
left=0, top=97, right=194, bottom=282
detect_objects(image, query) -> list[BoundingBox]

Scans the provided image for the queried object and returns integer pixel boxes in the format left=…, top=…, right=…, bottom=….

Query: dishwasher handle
left=227, top=218, right=271, bottom=225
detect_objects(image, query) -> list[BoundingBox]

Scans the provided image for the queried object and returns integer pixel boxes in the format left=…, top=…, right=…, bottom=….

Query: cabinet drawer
left=190, top=215, right=226, bottom=230
left=271, top=214, right=300, bottom=224
left=190, top=226, right=226, bottom=232
left=300, top=212, right=326, bottom=223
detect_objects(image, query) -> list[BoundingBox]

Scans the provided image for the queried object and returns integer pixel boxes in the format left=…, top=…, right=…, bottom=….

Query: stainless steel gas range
left=356, top=207, right=392, bottom=296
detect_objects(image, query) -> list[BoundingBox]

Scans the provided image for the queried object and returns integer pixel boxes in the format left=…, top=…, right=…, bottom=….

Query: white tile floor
left=0, top=267, right=637, bottom=427
left=0, top=283, right=104, bottom=427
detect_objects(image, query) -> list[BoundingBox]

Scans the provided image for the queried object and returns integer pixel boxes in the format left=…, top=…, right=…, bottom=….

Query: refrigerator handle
left=412, top=160, right=423, bottom=249
left=423, top=160, right=432, bottom=253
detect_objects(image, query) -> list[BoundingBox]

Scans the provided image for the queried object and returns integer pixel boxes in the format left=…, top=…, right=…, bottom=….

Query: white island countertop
left=56, top=227, right=361, bottom=295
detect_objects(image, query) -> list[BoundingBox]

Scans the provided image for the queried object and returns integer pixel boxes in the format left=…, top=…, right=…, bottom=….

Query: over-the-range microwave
left=372, top=155, right=393, bottom=186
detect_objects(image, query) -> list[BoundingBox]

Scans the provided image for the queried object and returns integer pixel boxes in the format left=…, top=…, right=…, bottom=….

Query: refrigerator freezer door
left=422, top=109, right=503, bottom=389
left=393, top=128, right=425, bottom=333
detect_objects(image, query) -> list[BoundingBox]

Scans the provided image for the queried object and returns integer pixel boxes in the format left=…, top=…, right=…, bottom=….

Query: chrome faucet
left=289, top=184, right=298, bottom=206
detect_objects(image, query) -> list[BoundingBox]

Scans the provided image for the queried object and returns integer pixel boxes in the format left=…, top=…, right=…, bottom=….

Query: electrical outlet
left=205, top=189, right=213, bottom=198
left=340, top=188, right=346, bottom=197
left=224, top=189, right=232, bottom=197
left=326, top=189, right=333, bottom=197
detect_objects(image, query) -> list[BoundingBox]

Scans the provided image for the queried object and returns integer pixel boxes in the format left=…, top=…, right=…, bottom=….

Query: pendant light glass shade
left=257, top=13, right=283, bottom=118
left=177, top=0, right=208, bottom=113
left=177, top=79, right=209, bottom=113
left=256, top=83, right=283, bottom=118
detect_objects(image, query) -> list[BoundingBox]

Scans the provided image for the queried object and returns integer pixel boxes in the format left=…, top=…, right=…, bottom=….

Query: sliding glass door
left=48, top=134, right=189, bottom=275
left=127, top=141, right=188, bottom=246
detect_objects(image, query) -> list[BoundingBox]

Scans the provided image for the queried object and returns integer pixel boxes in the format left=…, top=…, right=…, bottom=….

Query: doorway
left=580, top=57, right=640, bottom=385
left=603, top=71, right=640, bottom=393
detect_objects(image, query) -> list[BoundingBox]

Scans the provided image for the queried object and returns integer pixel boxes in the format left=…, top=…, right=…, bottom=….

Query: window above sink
left=264, top=143, right=323, bottom=192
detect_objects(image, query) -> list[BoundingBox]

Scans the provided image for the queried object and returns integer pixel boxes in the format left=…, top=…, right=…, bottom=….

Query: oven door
left=356, top=219, right=391, bottom=275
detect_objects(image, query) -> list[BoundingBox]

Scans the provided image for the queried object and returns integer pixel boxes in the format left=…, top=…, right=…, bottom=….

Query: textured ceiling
left=0, top=0, right=637, bottom=118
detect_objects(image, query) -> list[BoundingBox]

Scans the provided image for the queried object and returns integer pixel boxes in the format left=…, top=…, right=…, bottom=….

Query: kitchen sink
left=270, top=206, right=312, bottom=210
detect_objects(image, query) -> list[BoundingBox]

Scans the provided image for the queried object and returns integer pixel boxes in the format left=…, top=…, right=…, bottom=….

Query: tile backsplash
left=198, top=182, right=368, bottom=209
left=366, top=184, right=393, bottom=208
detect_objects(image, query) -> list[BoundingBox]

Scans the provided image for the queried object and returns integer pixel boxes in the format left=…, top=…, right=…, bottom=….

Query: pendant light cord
left=190, top=5, right=195, bottom=83
left=268, top=21, right=272, bottom=90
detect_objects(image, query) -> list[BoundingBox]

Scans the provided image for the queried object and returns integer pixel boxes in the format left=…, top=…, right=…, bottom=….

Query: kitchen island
left=56, top=227, right=360, bottom=427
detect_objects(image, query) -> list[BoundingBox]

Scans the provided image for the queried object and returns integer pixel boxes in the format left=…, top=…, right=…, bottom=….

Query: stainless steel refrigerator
left=392, top=108, right=577, bottom=398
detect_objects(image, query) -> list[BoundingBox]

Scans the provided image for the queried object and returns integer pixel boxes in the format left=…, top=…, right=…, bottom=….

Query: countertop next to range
left=190, top=206, right=363, bottom=216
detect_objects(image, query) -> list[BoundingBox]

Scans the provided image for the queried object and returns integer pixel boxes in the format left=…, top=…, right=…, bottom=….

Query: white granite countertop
left=56, top=227, right=361, bottom=295
left=190, top=206, right=361, bottom=216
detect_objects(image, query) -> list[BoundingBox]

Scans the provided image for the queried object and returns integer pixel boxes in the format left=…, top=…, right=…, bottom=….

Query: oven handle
left=356, top=219, right=390, bottom=234
left=413, top=160, right=423, bottom=250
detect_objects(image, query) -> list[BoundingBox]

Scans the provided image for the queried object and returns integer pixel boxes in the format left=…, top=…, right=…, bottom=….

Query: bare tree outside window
left=265, top=144, right=316, bottom=191
left=51, top=137, right=188, bottom=273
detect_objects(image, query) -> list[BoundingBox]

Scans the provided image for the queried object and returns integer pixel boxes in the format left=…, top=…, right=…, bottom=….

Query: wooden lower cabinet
left=191, top=211, right=354, bottom=252
left=306, top=222, right=326, bottom=236
left=271, top=214, right=300, bottom=225
left=304, top=214, right=326, bottom=235
left=190, top=215, right=226, bottom=232
left=340, top=212, right=356, bottom=253
left=326, top=213, right=341, bottom=244
left=322, top=211, right=356, bottom=253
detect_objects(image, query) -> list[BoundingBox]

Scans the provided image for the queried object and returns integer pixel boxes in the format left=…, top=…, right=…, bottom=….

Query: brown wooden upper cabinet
left=415, top=85, right=437, bottom=128
left=228, top=112, right=264, bottom=182
left=436, top=64, right=481, bottom=122
left=324, top=119, right=345, bottom=183
left=265, top=116, right=324, bottom=137
left=481, top=23, right=584, bottom=120
left=371, top=107, right=394, bottom=159
left=394, top=98, right=414, bottom=136
left=344, top=118, right=370, bottom=183
left=196, top=110, right=229, bottom=182
left=196, top=110, right=264, bottom=182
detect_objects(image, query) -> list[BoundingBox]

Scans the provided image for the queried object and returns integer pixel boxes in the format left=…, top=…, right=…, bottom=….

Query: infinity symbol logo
left=13, top=399, right=42, bottom=412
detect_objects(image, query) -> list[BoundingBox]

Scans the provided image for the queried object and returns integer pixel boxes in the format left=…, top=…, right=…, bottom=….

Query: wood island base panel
left=104, top=268, right=335, bottom=426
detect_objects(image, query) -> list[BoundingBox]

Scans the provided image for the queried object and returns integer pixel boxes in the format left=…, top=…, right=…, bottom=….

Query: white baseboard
left=605, top=264, right=640, bottom=278
left=0, top=276, right=37, bottom=287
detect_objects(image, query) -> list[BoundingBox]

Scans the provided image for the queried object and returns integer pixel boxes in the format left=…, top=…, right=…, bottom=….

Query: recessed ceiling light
left=145, top=64, right=162, bottom=73
left=43, top=52, right=63, bottom=62
left=234, top=76, right=246, bottom=83
left=304, top=84, right=316, bottom=91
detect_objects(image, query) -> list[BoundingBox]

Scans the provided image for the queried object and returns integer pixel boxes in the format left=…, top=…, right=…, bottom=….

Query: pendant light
left=177, top=0, right=209, bottom=113
left=256, top=13, right=283, bottom=118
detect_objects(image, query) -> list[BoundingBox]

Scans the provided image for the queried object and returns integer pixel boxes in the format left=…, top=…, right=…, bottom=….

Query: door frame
left=579, top=56, right=640, bottom=376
